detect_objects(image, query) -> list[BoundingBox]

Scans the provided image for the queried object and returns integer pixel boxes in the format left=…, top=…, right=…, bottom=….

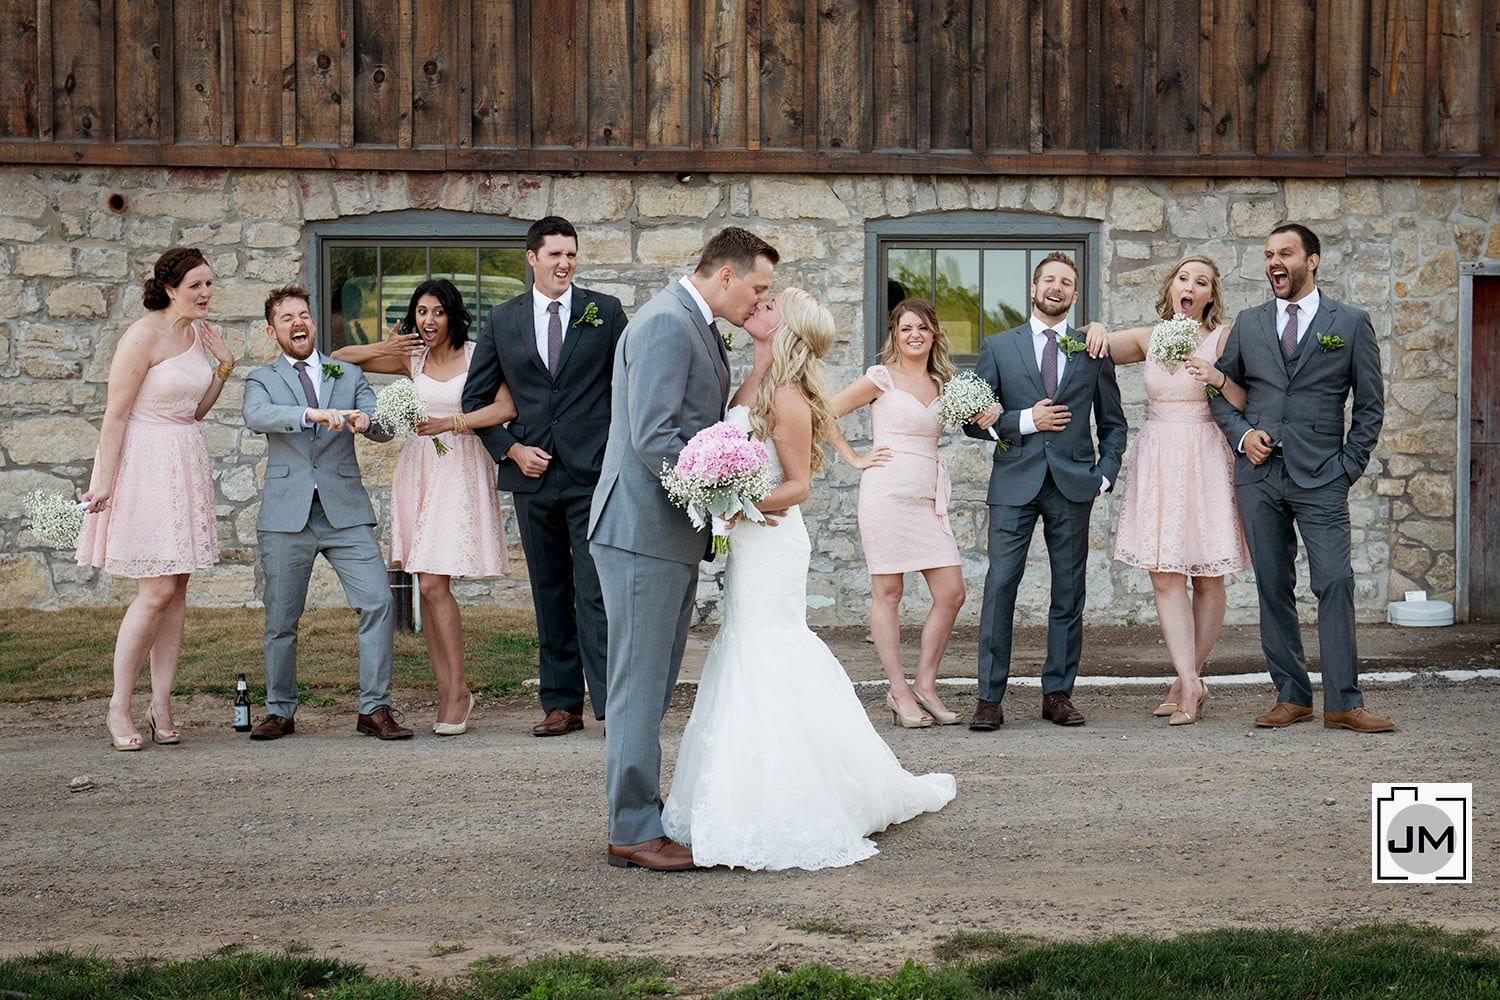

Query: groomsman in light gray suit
left=589, top=228, right=779, bottom=870
left=242, top=285, right=411, bottom=741
left=1209, top=223, right=1392, bottom=733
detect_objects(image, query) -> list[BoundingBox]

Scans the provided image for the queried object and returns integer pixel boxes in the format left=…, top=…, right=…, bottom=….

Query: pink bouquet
left=660, top=421, right=775, bottom=553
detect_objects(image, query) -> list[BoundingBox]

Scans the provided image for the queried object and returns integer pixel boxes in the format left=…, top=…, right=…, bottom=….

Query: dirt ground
left=2, top=622, right=1497, bottom=996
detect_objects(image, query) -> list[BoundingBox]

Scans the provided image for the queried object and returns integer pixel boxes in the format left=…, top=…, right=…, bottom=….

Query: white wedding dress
left=662, top=407, right=956, bottom=871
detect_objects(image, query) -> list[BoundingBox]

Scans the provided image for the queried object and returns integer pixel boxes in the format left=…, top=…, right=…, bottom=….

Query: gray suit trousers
left=1236, top=458, right=1362, bottom=712
left=258, top=500, right=394, bottom=716
left=591, top=540, right=697, bottom=846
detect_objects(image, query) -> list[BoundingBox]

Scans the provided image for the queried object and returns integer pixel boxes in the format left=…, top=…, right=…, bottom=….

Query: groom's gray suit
left=589, top=280, right=730, bottom=846
left=1209, top=294, right=1383, bottom=711
left=243, top=353, right=396, bottom=718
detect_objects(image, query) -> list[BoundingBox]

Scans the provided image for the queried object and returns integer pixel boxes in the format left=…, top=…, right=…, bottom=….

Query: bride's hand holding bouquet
left=660, top=421, right=774, bottom=554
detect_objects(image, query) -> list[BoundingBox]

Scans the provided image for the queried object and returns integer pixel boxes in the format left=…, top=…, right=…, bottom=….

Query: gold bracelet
left=452, top=413, right=467, bottom=435
left=215, top=360, right=235, bottom=381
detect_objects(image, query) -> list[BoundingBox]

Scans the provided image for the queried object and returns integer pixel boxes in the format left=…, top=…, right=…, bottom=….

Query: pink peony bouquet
left=660, top=421, right=775, bottom=553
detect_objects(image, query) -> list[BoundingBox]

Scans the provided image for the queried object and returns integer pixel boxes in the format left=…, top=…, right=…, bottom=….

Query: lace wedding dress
left=661, top=407, right=955, bottom=871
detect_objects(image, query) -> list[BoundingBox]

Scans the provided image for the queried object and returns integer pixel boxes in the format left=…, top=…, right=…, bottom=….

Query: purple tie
left=293, top=360, right=319, bottom=409
left=1041, top=327, right=1059, bottom=397
left=1281, top=303, right=1300, bottom=361
left=546, top=301, right=562, bottom=374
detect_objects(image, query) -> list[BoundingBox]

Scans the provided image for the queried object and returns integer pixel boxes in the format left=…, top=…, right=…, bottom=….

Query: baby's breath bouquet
left=374, top=377, right=446, bottom=455
left=1147, top=313, right=1204, bottom=373
left=941, top=371, right=1008, bottom=452
left=23, top=490, right=85, bottom=548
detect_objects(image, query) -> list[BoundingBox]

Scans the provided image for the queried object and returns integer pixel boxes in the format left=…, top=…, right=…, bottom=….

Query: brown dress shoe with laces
left=969, top=699, right=1004, bottom=731
left=249, top=714, right=295, bottom=740
left=356, top=706, right=413, bottom=740
left=1322, top=707, right=1397, bottom=733
left=1041, top=691, right=1085, bottom=726
left=1253, top=702, right=1314, bottom=728
left=607, top=836, right=697, bottom=871
left=533, top=708, right=585, bottom=737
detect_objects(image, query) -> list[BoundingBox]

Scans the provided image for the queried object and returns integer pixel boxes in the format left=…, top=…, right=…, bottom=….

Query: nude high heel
left=148, top=710, right=181, bottom=745
left=912, top=690, right=961, bottom=725
left=1169, top=680, right=1209, bottom=727
left=886, top=694, right=933, bottom=729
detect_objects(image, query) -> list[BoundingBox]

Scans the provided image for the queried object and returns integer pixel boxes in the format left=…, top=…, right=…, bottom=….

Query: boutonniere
left=1317, top=335, right=1345, bottom=353
left=572, top=301, right=603, bottom=329
left=720, top=326, right=735, bottom=351
left=1056, top=335, right=1086, bottom=359
left=321, top=361, right=343, bottom=381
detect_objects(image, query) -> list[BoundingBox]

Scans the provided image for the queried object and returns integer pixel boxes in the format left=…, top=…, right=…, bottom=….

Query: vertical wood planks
left=280, top=0, right=296, bottom=145
left=930, top=0, right=972, bottom=151
left=1436, top=0, right=1480, bottom=152
left=818, top=0, right=868, bottom=150
left=758, top=0, right=806, bottom=148
left=353, top=0, right=397, bottom=144
left=1485, top=0, right=1500, bottom=154
left=530, top=0, right=577, bottom=146
left=233, top=0, right=280, bottom=143
left=704, top=0, right=747, bottom=147
left=1152, top=0, right=1200, bottom=152
left=1, top=1, right=39, bottom=137
left=1041, top=0, right=1088, bottom=149
left=219, top=0, right=235, bottom=144
left=173, top=0, right=220, bottom=143
left=412, top=0, right=453, bottom=147
left=295, top=0, right=340, bottom=146
left=1098, top=0, right=1144, bottom=151
left=1263, top=0, right=1314, bottom=153
left=1205, top=0, right=1257, bottom=153
left=872, top=0, right=916, bottom=151
left=1324, top=0, right=1369, bottom=152
left=588, top=0, right=631, bottom=147
left=396, top=0, right=411, bottom=148
left=984, top=0, right=1029, bottom=150
left=644, top=0, right=688, bottom=146
left=470, top=0, right=516, bottom=147
left=50, top=0, right=103, bottom=140
left=1381, top=0, right=1427, bottom=151
left=116, top=0, right=167, bottom=141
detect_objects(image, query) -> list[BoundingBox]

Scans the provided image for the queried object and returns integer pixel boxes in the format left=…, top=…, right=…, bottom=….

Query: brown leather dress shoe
left=969, top=698, right=1004, bottom=731
left=1323, top=707, right=1397, bottom=733
left=607, top=836, right=697, bottom=871
left=533, top=708, right=585, bottom=737
left=249, top=714, right=295, bottom=740
left=356, top=706, right=414, bottom=740
left=1253, top=702, right=1314, bottom=728
left=1041, top=691, right=1085, bottom=726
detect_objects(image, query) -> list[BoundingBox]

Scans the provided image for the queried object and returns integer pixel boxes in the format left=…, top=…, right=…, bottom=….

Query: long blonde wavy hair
left=749, top=288, right=838, bottom=475
left=877, top=298, right=958, bottom=387
left=1153, top=254, right=1225, bottom=329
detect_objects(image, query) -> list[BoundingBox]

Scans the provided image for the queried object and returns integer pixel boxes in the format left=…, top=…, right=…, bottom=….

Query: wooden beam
left=1312, top=0, right=1329, bottom=154
left=100, top=0, right=116, bottom=142
left=338, top=0, right=353, bottom=147
left=1254, top=0, right=1272, bottom=155
left=1424, top=0, right=1440, bottom=152
left=397, top=0, right=412, bottom=147
left=219, top=0, right=234, bottom=144
left=1085, top=0, right=1101, bottom=153
left=747, top=0, right=761, bottom=150
left=156, top=0, right=174, bottom=142
left=969, top=0, right=985, bottom=153
left=454, top=0, right=471, bottom=148
left=915, top=0, right=931, bottom=154
left=689, top=0, right=704, bottom=149
left=573, top=0, right=588, bottom=149
left=802, top=0, right=816, bottom=152
left=1367, top=0, right=1386, bottom=154
left=281, top=0, right=297, bottom=145
left=1028, top=0, right=1042, bottom=152
left=1198, top=0, right=1214, bottom=154
left=514, top=0, right=530, bottom=148
left=35, top=0, right=51, bottom=139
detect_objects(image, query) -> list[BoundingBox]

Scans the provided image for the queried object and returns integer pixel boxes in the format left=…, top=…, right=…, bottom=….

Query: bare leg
left=1150, top=571, right=1202, bottom=717
left=145, top=574, right=191, bottom=731
left=870, top=572, right=923, bottom=718
left=106, top=575, right=184, bottom=740
left=1190, top=574, right=1228, bottom=671
left=909, top=565, right=965, bottom=716
left=418, top=573, right=469, bottom=723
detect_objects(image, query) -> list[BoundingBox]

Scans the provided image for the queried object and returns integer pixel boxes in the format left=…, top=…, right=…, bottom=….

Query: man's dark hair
left=694, top=227, right=779, bottom=278
left=265, top=285, right=312, bottom=324
left=526, top=216, right=578, bottom=254
left=1271, top=223, right=1321, bottom=270
left=1031, top=251, right=1078, bottom=284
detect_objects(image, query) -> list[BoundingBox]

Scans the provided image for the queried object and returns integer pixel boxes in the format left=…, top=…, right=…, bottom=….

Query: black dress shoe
left=1042, top=692, right=1085, bottom=726
left=969, top=698, right=1003, bottom=731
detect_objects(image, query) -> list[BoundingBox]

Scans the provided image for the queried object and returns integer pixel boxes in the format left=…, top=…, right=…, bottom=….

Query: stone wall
left=0, top=166, right=1481, bottom=626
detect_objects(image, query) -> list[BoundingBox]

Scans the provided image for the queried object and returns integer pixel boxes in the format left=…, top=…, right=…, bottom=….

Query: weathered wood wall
left=2, top=0, right=1497, bottom=175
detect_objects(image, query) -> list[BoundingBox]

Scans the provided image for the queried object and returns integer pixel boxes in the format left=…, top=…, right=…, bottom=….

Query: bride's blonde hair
left=749, top=288, right=837, bottom=474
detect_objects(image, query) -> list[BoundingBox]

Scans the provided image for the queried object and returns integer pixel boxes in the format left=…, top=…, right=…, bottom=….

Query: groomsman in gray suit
left=242, top=285, right=411, bottom=741
left=589, top=228, right=778, bottom=870
left=1209, top=223, right=1392, bottom=732
left=965, top=252, right=1127, bottom=730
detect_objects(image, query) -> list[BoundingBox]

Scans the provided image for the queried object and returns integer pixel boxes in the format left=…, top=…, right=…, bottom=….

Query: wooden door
left=1470, top=276, right=1500, bottom=619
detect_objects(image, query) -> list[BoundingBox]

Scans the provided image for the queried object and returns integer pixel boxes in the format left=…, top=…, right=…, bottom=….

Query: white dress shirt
left=678, top=275, right=715, bottom=327
left=286, top=349, right=324, bottom=427
left=532, top=287, right=572, bottom=363
left=1017, top=316, right=1109, bottom=494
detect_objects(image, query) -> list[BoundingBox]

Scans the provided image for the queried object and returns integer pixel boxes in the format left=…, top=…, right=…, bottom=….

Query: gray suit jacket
left=1210, top=295, right=1383, bottom=489
left=588, top=282, right=731, bottom=564
left=243, top=355, right=392, bottom=532
left=965, top=323, right=1128, bottom=505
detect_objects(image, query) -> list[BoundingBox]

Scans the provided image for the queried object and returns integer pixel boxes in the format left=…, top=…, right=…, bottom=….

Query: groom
left=588, top=227, right=778, bottom=870
left=966, top=252, right=1127, bottom=730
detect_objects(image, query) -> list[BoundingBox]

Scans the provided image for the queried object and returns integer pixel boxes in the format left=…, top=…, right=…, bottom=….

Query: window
left=866, top=213, right=1099, bottom=361
left=308, top=211, right=532, bottom=353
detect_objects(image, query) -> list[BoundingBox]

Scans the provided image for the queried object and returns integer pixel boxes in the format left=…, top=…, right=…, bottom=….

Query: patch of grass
left=715, top=959, right=975, bottom=1000
left=789, top=916, right=871, bottom=938
left=428, top=941, right=468, bottom=958
left=464, top=952, right=675, bottom=998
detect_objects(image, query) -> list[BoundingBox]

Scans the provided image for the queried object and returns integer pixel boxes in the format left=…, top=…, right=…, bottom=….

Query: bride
left=661, top=288, right=956, bottom=871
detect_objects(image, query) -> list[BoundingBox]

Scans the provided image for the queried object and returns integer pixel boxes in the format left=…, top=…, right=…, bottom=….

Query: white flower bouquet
left=941, top=370, right=1007, bottom=451
left=374, top=377, right=446, bottom=455
left=23, top=490, right=85, bottom=548
left=1147, top=313, right=1203, bottom=374
left=660, top=422, right=774, bottom=554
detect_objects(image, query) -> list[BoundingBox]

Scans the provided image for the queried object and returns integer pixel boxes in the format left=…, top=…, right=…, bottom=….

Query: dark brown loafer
left=969, top=698, right=1004, bottom=731
left=1041, top=692, right=1085, bottom=726
left=533, top=708, right=585, bottom=737
left=249, top=714, right=295, bottom=740
left=356, top=706, right=414, bottom=740
left=607, top=837, right=696, bottom=871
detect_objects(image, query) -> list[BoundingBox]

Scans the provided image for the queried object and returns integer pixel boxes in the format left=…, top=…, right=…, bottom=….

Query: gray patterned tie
left=293, top=360, right=319, bottom=409
left=546, top=300, right=562, bottom=374
left=1041, top=327, right=1059, bottom=397
left=1280, top=303, right=1300, bottom=361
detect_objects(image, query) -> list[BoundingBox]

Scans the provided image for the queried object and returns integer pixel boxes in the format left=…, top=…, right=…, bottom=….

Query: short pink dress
left=1113, top=337, right=1250, bottom=576
left=387, top=343, right=509, bottom=577
left=76, top=330, right=219, bottom=578
left=856, top=365, right=960, bottom=575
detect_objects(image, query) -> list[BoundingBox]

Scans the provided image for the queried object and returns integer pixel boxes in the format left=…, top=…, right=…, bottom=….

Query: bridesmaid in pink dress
left=830, top=300, right=966, bottom=728
left=1088, top=255, right=1250, bottom=725
left=333, top=279, right=516, bottom=735
left=78, top=248, right=236, bottom=751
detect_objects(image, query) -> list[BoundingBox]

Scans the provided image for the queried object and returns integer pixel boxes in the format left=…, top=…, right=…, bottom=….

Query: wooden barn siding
left=2, top=0, right=1497, bottom=175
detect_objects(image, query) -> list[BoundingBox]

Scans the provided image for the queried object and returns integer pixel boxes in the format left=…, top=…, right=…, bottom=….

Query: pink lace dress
left=856, top=365, right=960, bottom=575
left=387, top=343, right=509, bottom=577
left=76, top=330, right=219, bottom=578
left=1113, top=337, right=1249, bottom=576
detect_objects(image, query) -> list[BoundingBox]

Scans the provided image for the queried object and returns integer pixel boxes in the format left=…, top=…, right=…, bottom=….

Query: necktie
left=1281, top=303, right=1300, bottom=361
left=293, top=360, right=319, bottom=410
left=1041, top=327, right=1059, bottom=397
left=546, top=300, right=562, bottom=374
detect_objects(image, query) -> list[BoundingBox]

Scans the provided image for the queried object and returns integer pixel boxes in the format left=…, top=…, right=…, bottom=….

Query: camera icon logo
left=1371, top=783, right=1472, bottom=883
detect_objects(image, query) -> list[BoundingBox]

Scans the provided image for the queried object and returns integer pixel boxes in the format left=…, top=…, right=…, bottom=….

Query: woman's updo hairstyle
left=142, top=247, right=209, bottom=311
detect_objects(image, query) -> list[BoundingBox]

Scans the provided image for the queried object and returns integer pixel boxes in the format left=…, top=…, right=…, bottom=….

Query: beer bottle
left=233, top=673, right=252, bottom=732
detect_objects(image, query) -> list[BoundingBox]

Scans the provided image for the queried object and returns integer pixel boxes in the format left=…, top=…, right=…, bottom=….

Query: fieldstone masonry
left=0, top=167, right=1485, bottom=628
